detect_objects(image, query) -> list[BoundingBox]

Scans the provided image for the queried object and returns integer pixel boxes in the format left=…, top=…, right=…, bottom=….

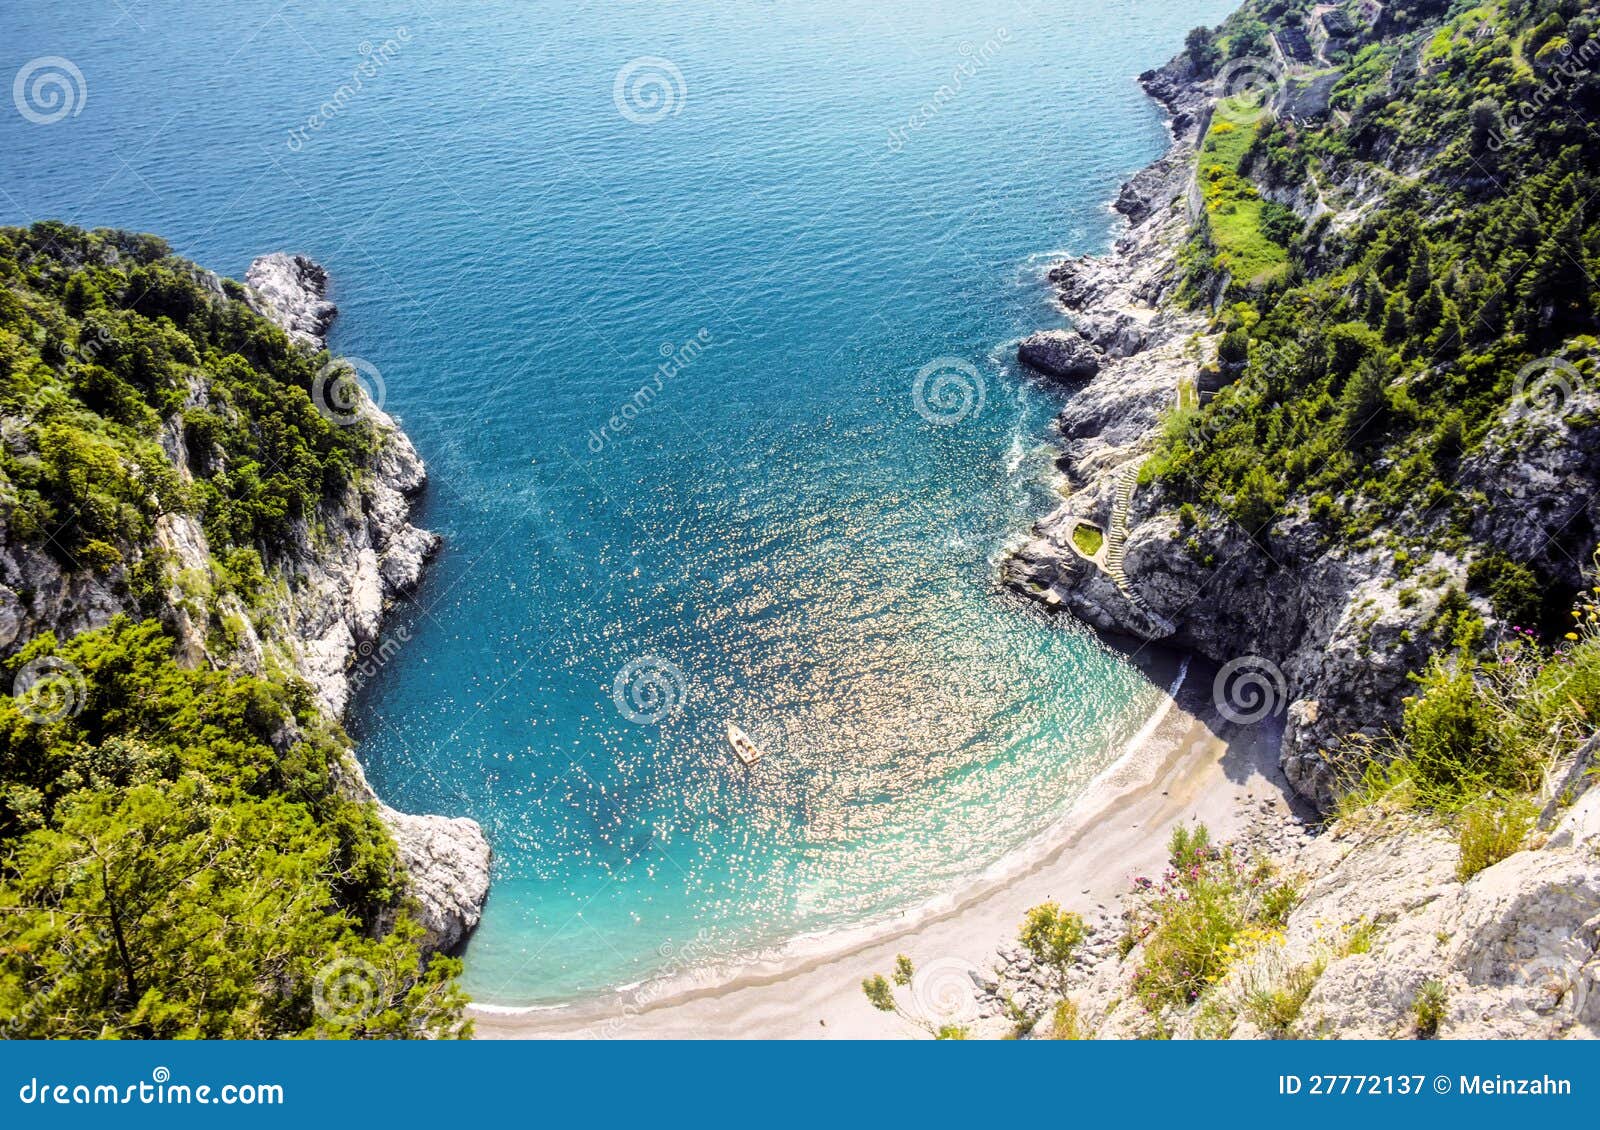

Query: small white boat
left=726, top=721, right=766, bottom=767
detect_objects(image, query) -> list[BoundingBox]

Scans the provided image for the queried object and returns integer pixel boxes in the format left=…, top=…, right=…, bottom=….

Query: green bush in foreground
left=1018, top=901, right=1087, bottom=991
left=1239, top=958, right=1323, bottom=1038
left=1048, top=997, right=1085, bottom=1040
left=1125, top=824, right=1299, bottom=1023
left=1343, top=576, right=1600, bottom=874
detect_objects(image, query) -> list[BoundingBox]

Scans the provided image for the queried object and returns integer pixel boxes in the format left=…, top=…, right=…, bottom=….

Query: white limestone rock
left=248, top=252, right=484, bottom=954
left=244, top=252, right=336, bottom=350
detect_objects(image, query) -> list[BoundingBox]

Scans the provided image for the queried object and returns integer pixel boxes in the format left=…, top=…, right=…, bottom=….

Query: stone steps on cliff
left=1103, top=463, right=1175, bottom=639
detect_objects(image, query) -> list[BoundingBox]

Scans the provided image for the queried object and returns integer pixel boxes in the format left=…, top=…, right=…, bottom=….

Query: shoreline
left=472, top=653, right=1294, bottom=1037
left=473, top=59, right=1226, bottom=1040
left=469, top=649, right=1189, bottom=1017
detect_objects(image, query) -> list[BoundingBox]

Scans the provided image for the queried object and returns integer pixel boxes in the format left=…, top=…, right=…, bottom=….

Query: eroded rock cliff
left=243, top=252, right=489, bottom=954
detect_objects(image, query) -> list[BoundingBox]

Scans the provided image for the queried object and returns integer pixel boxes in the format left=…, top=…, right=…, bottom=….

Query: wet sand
left=472, top=663, right=1295, bottom=1039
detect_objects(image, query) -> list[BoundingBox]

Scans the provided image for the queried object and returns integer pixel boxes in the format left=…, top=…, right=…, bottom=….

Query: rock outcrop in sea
left=1017, top=329, right=1101, bottom=383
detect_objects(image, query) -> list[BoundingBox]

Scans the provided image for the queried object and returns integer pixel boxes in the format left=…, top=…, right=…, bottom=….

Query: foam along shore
left=471, top=657, right=1293, bottom=1038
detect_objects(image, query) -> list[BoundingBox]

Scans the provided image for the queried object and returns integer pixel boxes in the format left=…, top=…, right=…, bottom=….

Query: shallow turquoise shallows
left=2, top=0, right=1235, bottom=1005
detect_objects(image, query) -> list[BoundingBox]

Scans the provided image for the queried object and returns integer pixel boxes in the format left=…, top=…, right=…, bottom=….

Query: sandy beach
left=472, top=657, right=1297, bottom=1039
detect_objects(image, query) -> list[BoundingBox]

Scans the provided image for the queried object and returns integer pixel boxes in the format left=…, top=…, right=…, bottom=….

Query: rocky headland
left=1004, top=56, right=1600, bottom=811
left=241, top=252, right=489, bottom=954
left=986, top=51, right=1600, bottom=1040
left=0, top=247, right=488, bottom=956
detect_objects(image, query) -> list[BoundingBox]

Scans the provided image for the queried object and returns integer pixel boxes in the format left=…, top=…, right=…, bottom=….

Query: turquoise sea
left=2, top=0, right=1235, bottom=1005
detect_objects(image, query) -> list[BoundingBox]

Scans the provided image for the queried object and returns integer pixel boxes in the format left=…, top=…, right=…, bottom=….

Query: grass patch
left=1339, top=574, right=1600, bottom=881
left=1456, top=793, right=1537, bottom=880
left=1071, top=524, right=1105, bottom=558
left=1198, top=116, right=1291, bottom=289
left=1048, top=998, right=1086, bottom=1040
left=1240, top=959, right=1324, bottom=1038
left=1339, top=918, right=1380, bottom=956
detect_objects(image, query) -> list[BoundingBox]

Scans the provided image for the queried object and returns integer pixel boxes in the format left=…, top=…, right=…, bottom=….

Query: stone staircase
left=1104, top=463, right=1176, bottom=640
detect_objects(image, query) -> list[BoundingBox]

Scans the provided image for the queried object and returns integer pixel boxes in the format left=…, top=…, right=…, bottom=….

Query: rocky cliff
left=241, top=252, right=490, bottom=954
left=1002, top=54, right=1599, bottom=811
left=0, top=244, right=488, bottom=955
left=976, top=756, right=1600, bottom=1039
left=972, top=0, right=1600, bottom=1041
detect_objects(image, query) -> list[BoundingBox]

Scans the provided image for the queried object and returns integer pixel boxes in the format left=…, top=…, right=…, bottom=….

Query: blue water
left=2, top=0, right=1236, bottom=1005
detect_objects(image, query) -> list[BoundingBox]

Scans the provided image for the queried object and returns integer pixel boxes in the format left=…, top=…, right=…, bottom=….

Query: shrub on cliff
left=1124, top=824, right=1299, bottom=1028
left=1342, top=572, right=1600, bottom=877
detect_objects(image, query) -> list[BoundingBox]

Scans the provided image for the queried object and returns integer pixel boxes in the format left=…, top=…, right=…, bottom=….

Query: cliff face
left=0, top=243, right=488, bottom=955
left=978, top=2, right=1600, bottom=1041
left=1003, top=52, right=1600, bottom=811
left=239, top=253, right=439, bottom=720
left=240, top=253, right=489, bottom=954
left=1004, top=61, right=1420, bottom=808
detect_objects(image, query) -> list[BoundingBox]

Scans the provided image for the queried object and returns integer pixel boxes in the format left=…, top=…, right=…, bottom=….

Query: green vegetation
left=1018, top=901, right=1088, bottom=990
left=0, top=224, right=382, bottom=573
left=1413, top=978, right=1449, bottom=1037
left=1349, top=583, right=1600, bottom=809
left=1071, top=523, right=1105, bottom=558
left=1239, top=957, right=1324, bottom=1037
left=1155, top=0, right=1600, bottom=588
left=1340, top=917, right=1379, bottom=955
left=1455, top=792, right=1538, bottom=879
left=860, top=954, right=971, bottom=1039
left=0, top=227, right=465, bottom=1037
left=1048, top=997, right=1086, bottom=1040
left=1340, top=567, right=1600, bottom=880
left=1124, top=824, right=1300, bottom=1027
left=1194, top=115, right=1294, bottom=289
